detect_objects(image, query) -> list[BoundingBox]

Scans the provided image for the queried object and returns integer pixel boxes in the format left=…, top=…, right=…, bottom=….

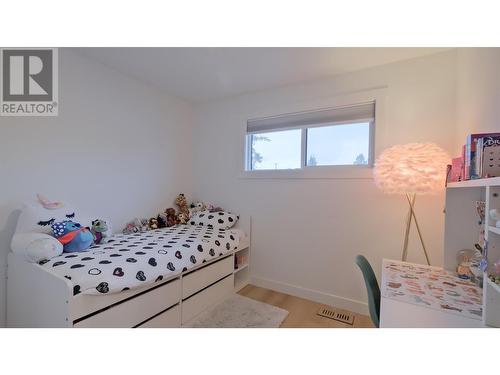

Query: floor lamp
left=373, top=143, right=450, bottom=265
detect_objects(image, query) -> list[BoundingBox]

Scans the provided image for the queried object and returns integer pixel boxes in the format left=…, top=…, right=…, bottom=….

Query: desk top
left=381, top=259, right=483, bottom=321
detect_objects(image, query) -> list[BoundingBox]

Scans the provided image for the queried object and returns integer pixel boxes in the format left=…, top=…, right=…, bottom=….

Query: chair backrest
left=355, top=255, right=381, bottom=328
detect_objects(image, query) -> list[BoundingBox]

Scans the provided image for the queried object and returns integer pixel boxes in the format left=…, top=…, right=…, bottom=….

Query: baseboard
left=250, top=275, right=369, bottom=316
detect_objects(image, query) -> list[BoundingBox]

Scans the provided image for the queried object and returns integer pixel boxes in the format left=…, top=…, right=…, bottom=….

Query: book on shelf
left=448, top=156, right=464, bottom=182
left=481, top=137, right=500, bottom=178
left=466, top=133, right=500, bottom=179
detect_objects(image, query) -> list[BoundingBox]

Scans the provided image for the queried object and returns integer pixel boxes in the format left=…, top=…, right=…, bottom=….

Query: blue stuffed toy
left=51, top=220, right=94, bottom=253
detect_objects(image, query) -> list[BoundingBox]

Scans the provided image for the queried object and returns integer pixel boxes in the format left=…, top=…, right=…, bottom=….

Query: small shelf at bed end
left=234, top=263, right=249, bottom=273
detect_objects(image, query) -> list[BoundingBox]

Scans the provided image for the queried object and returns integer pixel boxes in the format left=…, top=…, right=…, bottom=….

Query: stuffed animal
left=148, top=217, right=159, bottom=230
left=123, top=220, right=140, bottom=234
left=175, top=193, right=191, bottom=224
left=139, top=218, right=149, bottom=232
left=165, top=208, right=178, bottom=227
left=91, top=219, right=110, bottom=245
left=190, top=201, right=207, bottom=215
left=51, top=220, right=94, bottom=253
left=157, top=214, right=167, bottom=228
left=177, top=212, right=189, bottom=225
left=123, top=218, right=148, bottom=234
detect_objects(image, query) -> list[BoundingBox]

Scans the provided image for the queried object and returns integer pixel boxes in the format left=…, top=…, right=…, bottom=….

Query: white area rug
left=186, top=294, right=289, bottom=328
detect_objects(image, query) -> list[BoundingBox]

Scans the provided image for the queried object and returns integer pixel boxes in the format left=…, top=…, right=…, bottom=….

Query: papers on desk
left=382, top=260, right=483, bottom=320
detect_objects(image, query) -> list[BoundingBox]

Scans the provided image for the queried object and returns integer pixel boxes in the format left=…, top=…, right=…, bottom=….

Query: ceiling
left=76, top=48, right=449, bottom=103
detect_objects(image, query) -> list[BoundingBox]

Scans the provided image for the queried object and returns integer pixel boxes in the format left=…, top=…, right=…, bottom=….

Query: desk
left=380, top=259, right=484, bottom=328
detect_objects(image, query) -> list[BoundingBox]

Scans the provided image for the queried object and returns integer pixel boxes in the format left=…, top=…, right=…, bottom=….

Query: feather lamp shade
left=374, top=143, right=450, bottom=195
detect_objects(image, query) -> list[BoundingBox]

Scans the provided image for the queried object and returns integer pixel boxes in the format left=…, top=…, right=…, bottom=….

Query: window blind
left=247, top=101, right=375, bottom=134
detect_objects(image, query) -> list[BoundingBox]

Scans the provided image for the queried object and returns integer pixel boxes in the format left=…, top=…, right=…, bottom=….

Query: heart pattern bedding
left=38, top=225, right=241, bottom=296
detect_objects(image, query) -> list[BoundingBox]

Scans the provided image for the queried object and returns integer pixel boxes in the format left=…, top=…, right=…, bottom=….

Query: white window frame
left=239, top=88, right=386, bottom=180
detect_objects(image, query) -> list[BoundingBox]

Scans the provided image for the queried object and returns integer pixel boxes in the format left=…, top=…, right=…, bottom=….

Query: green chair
left=355, top=255, right=381, bottom=328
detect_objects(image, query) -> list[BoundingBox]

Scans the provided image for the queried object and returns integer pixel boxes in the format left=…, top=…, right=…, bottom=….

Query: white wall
left=191, top=51, right=458, bottom=314
left=456, top=48, right=500, bottom=153
left=0, top=49, right=193, bottom=326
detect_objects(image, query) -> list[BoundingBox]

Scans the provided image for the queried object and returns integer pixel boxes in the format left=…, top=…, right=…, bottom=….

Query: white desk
left=380, top=259, right=484, bottom=328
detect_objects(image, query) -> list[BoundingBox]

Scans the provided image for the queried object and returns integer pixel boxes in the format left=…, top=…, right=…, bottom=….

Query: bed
left=6, top=216, right=251, bottom=328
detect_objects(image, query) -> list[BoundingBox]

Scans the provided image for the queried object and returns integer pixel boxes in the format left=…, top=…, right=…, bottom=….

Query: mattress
left=38, top=225, right=242, bottom=295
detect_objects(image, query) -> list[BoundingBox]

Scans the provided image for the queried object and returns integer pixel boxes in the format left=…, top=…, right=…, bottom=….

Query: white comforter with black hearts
left=38, top=225, right=241, bottom=296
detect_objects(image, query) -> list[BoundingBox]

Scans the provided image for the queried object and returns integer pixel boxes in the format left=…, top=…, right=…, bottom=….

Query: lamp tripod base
left=401, top=193, right=431, bottom=265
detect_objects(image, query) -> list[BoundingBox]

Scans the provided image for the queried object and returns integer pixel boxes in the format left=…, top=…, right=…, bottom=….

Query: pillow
left=11, top=232, right=63, bottom=263
left=11, top=202, right=93, bottom=263
left=14, top=203, right=92, bottom=235
left=189, top=210, right=239, bottom=229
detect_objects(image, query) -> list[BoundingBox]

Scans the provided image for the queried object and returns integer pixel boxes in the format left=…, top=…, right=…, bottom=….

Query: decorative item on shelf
left=476, top=201, right=486, bottom=250
left=374, top=143, right=450, bottom=265
left=489, top=260, right=500, bottom=286
left=456, top=249, right=481, bottom=281
left=490, top=209, right=500, bottom=228
left=488, top=260, right=500, bottom=285
left=447, top=157, right=465, bottom=183
left=235, top=253, right=248, bottom=268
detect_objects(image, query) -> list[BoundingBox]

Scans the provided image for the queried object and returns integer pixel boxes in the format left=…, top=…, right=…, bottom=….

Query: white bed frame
left=6, top=216, right=251, bottom=328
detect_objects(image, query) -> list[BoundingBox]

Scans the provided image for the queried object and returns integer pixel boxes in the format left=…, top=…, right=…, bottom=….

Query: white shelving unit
left=445, top=177, right=500, bottom=327
left=233, top=237, right=250, bottom=292
left=489, top=226, right=500, bottom=236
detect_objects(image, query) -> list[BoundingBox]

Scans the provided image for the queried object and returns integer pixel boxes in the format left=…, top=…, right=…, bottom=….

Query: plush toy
left=157, top=214, right=167, bottom=228
left=175, top=193, right=191, bottom=224
left=148, top=217, right=159, bottom=230
left=91, top=219, right=110, bottom=245
left=123, top=218, right=148, bottom=234
left=190, top=201, right=207, bottom=215
left=177, top=212, right=189, bottom=225
left=165, top=208, right=178, bottom=227
left=123, top=220, right=139, bottom=234
left=139, top=218, right=149, bottom=232
left=51, top=220, right=94, bottom=253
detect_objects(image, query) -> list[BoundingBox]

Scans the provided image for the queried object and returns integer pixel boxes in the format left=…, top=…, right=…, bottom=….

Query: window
left=245, top=102, right=375, bottom=171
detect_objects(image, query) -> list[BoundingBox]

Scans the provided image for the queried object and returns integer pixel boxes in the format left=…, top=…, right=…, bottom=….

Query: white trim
left=250, top=275, right=369, bottom=316
left=240, top=86, right=387, bottom=179
left=239, top=165, right=373, bottom=180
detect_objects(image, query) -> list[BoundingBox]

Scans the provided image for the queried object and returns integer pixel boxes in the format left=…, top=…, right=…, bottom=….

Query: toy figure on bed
left=175, top=193, right=191, bottom=224
left=91, top=219, right=110, bottom=245
left=51, top=220, right=94, bottom=252
left=164, top=208, right=178, bottom=227
left=189, top=200, right=223, bottom=214
left=190, top=201, right=208, bottom=214
left=148, top=217, right=159, bottom=230
left=156, top=214, right=167, bottom=228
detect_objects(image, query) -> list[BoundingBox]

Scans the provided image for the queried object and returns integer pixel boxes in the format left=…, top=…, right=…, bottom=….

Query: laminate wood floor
left=238, top=284, right=374, bottom=328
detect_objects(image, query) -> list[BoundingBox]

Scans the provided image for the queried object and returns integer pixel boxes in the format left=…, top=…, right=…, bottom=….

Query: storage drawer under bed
left=181, top=274, right=234, bottom=325
left=137, top=304, right=181, bottom=328
left=182, top=255, right=233, bottom=299
left=74, top=278, right=181, bottom=328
